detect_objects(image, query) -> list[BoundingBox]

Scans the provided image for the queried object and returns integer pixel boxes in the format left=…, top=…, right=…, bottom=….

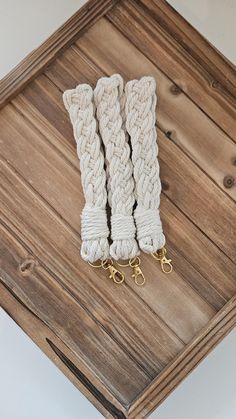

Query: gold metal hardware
left=131, top=264, right=146, bottom=286
left=89, top=259, right=125, bottom=284
left=117, top=256, right=146, bottom=286
left=130, top=257, right=146, bottom=286
left=152, top=247, right=173, bottom=273
left=102, top=260, right=125, bottom=284
left=116, top=260, right=130, bottom=268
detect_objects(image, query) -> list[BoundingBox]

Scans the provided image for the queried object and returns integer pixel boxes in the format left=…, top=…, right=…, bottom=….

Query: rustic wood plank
left=18, top=53, right=236, bottom=300
left=106, top=0, right=236, bottom=141
left=0, top=153, right=186, bottom=376
left=0, top=0, right=119, bottom=109
left=68, top=22, right=236, bottom=261
left=0, top=105, right=217, bottom=344
left=75, top=18, right=236, bottom=201
left=13, top=92, right=236, bottom=311
left=45, top=48, right=103, bottom=89
left=10, top=46, right=232, bottom=316
left=43, top=53, right=236, bottom=301
left=0, top=221, right=151, bottom=406
left=42, top=45, right=236, bottom=265
left=158, top=130, right=236, bottom=262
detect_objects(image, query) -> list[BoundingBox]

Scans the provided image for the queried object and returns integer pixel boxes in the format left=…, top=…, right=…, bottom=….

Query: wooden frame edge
left=2, top=278, right=235, bottom=419
left=0, top=1, right=235, bottom=417
left=0, top=0, right=119, bottom=109
left=128, top=295, right=236, bottom=418
left=0, top=281, right=128, bottom=418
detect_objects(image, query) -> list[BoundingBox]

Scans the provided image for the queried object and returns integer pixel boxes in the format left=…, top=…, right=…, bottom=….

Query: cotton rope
left=125, top=76, right=166, bottom=253
left=94, top=74, right=139, bottom=260
left=63, top=84, right=110, bottom=263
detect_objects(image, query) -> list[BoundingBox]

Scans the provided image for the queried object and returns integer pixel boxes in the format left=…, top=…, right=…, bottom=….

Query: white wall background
left=0, top=1, right=235, bottom=418
left=0, top=0, right=87, bottom=79
left=169, top=0, right=236, bottom=64
left=0, top=308, right=236, bottom=419
left=0, top=309, right=102, bottom=419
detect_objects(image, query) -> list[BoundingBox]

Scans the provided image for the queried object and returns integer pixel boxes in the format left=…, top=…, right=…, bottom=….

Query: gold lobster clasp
left=107, top=264, right=125, bottom=284
left=152, top=248, right=173, bottom=274
left=129, top=257, right=146, bottom=286
left=160, top=255, right=172, bottom=273
left=89, top=259, right=125, bottom=284
left=116, top=256, right=146, bottom=286
left=131, top=265, right=146, bottom=286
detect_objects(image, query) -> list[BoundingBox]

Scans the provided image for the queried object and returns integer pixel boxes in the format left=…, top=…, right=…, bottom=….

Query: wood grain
left=0, top=1, right=236, bottom=417
left=43, top=55, right=236, bottom=300
left=0, top=106, right=216, bottom=345
left=44, top=38, right=236, bottom=263
left=76, top=18, right=236, bottom=200
left=13, top=91, right=236, bottom=307
left=107, top=0, right=236, bottom=141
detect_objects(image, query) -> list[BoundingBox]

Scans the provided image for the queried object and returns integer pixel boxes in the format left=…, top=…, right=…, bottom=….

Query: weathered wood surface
left=107, top=0, right=236, bottom=140
left=0, top=0, right=236, bottom=417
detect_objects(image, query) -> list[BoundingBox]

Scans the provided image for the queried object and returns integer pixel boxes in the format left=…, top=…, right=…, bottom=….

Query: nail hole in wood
left=162, top=180, right=170, bottom=191
left=223, top=175, right=235, bottom=189
left=19, top=258, right=35, bottom=276
left=211, top=80, right=219, bottom=88
left=170, top=84, right=181, bottom=95
left=232, top=157, right=236, bottom=166
left=166, top=130, right=172, bottom=139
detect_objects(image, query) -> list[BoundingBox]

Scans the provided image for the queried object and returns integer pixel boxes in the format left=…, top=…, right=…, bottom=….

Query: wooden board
left=0, top=0, right=235, bottom=417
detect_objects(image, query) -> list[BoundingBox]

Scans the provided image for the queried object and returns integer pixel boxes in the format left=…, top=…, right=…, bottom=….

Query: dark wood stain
left=46, top=338, right=127, bottom=418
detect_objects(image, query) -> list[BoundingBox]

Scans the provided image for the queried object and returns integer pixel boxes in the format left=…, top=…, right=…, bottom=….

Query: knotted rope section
left=125, top=76, right=166, bottom=253
left=63, top=84, right=110, bottom=263
left=94, top=74, right=139, bottom=260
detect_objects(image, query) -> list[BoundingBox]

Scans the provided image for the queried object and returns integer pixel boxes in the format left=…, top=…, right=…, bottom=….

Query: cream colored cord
left=125, top=76, right=166, bottom=253
left=94, top=74, right=139, bottom=260
left=63, top=84, right=110, bottom=263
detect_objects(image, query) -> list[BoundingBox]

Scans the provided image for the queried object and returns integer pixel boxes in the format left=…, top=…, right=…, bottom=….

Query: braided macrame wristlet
left=63, top=84, right=110, bottom=263
left=63, top=75, right=172, bottom=284
left=94, top=74, right=139, bottom=261
left=125, top=76, right=166, bottom=254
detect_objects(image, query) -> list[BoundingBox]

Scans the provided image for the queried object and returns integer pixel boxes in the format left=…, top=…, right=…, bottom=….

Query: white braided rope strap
left=94, top=74, right=139, bottom=260
left=63, top=84, right=110, bottom=263
left=125, top=76, right=166, bottom=253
